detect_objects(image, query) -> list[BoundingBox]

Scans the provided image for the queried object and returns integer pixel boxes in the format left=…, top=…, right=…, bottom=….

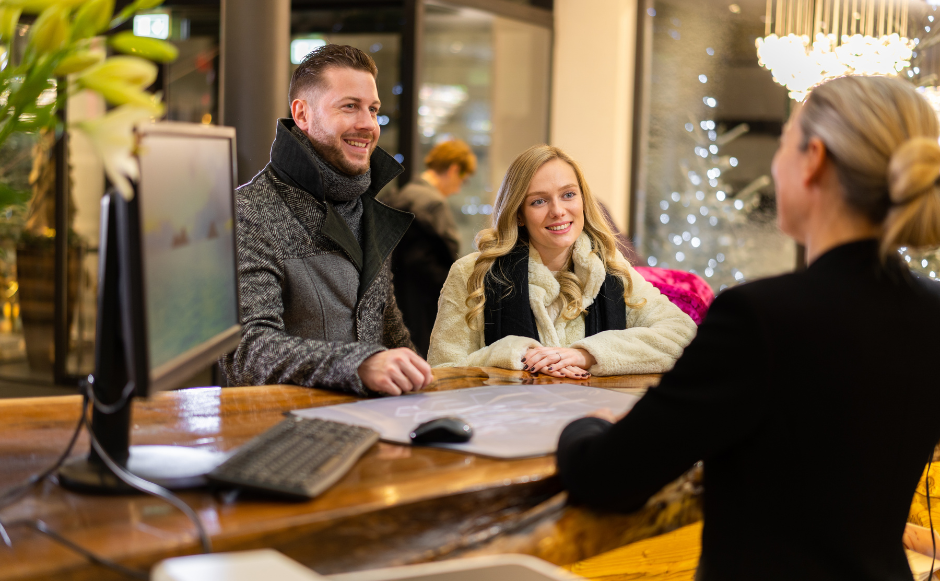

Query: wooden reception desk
left=0, top=368, right=703, bottom=580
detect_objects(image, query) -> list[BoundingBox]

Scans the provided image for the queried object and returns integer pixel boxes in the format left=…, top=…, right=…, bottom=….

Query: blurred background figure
left=382, top=139, right=477, bottom=357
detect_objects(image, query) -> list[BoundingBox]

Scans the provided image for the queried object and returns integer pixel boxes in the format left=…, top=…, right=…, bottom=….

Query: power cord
left=0, top=519, right=148, bottom=580
left=0, top=380, right=213, bottom=578
left=80, top=391, right=213, bottom=554
left=89, top=375, right=137, bottom=415
left=927, top=455, right=936, bottom=580
left=0, top=387, right=89, bottom=518
left=0, top=388, right=149, bottom=579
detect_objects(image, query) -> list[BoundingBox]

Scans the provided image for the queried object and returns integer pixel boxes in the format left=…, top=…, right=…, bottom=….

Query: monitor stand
left=58, top=193, right=226, bottom=494
left=58, top=446, right=227, bottom=493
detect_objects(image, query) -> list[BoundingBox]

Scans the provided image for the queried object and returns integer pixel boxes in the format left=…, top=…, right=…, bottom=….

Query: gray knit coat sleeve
left=221, top=197, right=385, bottom=396
left=383, top=271, right=414, bottom=349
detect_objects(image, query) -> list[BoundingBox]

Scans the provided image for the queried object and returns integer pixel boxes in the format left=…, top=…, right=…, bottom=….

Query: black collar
left=807, top=238, right=881, bottom=272
left=482, top=240, right=626, bottom=345
left=806, top=237, right=926, bottom=291
left=268, top=118, right=402, bottom=202
left=267, top=118, right=410, bottom=300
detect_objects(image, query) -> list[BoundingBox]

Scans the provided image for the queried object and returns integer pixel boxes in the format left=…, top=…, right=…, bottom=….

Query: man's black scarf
left=483, top=239, right=627, bottom=346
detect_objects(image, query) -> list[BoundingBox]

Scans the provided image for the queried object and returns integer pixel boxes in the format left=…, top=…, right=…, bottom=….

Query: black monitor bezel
left=126, top=122, right=242, bottom=398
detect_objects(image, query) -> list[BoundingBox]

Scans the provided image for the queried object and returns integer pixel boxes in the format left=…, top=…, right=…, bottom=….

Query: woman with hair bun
left=557, top=75, right=940, bottom=581
left=427, top=144, right=697, bottom=378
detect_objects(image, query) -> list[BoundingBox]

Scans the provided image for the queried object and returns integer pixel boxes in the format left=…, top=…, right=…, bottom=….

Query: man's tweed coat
left=221, top=119, right=415, bottom=395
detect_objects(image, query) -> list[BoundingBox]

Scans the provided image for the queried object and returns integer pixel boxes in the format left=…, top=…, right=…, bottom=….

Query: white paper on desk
left=904, top=523, right=940, bottom=580
left=291, top=383, right=641, bottom=459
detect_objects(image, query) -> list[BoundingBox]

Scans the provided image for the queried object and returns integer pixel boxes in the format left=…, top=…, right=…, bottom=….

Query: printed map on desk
left=291, top=383, right=641, bottom=459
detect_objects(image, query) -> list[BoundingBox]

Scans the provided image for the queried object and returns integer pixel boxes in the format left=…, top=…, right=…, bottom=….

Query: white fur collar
left=526, top=232, right=606, bottom=311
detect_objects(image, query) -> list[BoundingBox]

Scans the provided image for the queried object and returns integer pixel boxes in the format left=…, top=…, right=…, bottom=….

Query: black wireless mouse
left=409, top=417, right=473, bottom=444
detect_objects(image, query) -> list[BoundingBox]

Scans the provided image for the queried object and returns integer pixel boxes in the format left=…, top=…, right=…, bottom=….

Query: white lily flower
left=73, top=101, right=162, bottom=199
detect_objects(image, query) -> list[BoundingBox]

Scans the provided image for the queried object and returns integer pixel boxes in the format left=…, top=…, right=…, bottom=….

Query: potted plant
left=0, top=0, right=178, bottom=371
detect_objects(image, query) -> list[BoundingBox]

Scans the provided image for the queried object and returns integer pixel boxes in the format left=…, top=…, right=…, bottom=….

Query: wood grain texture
left=0, top=368, right=693, bottom=581
left=565, top=521, right=702, bottom=581
left=909, top=462, right=940, bottom=531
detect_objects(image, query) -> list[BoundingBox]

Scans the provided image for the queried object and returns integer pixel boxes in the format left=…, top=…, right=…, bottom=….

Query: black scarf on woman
left=482, top=237, right=627, bottom=346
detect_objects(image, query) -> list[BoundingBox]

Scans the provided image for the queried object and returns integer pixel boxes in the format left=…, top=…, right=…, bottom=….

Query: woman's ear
left=802, top=136, right=829, bottom=188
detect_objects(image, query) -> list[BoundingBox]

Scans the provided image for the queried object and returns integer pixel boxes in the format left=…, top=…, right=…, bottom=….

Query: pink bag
left=633, top=267, right=714, bottom=325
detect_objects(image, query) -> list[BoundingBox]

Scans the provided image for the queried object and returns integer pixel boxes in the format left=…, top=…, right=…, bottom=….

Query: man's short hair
left=289, top=44, right=378, bottom=104
left=424, top=139, right=477, bottom=176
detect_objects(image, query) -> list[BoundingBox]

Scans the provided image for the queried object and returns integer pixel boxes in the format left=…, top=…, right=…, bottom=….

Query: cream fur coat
left=427, top=233, right=698, bottom=376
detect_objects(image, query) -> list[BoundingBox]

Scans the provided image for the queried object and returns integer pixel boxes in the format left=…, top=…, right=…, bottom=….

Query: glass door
left=631, top=0, right=796, bottom=292
left=419, top=0, right=552, bottom=255
left=291, top=6, right=406, bottom=162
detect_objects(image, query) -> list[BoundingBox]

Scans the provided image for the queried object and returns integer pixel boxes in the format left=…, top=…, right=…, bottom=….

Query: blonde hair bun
left=888, top=137, right=940, bottom=205
left=884, top=137, right=940, bottom=250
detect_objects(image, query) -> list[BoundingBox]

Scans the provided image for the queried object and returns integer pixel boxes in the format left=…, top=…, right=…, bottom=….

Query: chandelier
left=756, top=0, right=915, bottom=101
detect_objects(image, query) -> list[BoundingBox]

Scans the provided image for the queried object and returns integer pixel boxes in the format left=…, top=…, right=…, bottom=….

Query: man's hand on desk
left=358, top=348, right=433, bottom=396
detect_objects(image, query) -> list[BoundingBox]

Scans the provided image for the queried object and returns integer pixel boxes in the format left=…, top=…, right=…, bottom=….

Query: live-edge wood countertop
left=0, top=367, right=701, bottom=580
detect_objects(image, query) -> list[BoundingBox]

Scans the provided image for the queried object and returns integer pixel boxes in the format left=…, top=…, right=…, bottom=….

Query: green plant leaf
left=0, top=6, right=22, bottom=42
left=15, top=101, right=56, bottom=131
left=7, top=70, right=54, bottom=110
left=9, top=0, right=89, bottom=16
left=0, top=182, right=31, bottom=210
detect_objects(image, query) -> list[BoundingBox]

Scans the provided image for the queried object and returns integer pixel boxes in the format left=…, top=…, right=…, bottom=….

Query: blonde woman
left=427, top=145, right=697, bottom=378
left=557, top=76, right=940, bottom=581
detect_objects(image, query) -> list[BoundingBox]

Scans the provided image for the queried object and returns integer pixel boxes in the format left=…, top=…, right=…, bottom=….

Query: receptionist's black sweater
left=557, top=239, right=940, bottom=581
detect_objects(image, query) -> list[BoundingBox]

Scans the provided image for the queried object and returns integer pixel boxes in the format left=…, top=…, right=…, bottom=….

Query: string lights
left=641, top=12, right=786, bottom=292
left=645, top=100, right=772, bottom=291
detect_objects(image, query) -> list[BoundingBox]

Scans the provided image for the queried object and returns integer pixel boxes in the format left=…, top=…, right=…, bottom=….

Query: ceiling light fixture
left=756, top=0, right=914, bottom=101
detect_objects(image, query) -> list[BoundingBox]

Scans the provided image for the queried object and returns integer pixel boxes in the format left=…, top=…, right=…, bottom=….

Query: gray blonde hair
left=799, top=76, right=940, bottom=257
left=464, top=144, right=643, bottom=329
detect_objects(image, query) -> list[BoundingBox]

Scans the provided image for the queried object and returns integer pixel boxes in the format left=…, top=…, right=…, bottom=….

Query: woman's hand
left=522, top=347, right=597, bottom=378
left=584, top=407, right=630, bottom=423
left=585, top=408, right=618, bottom=422
left=557, top=364, right=591, bottom=380
left=533, top=364, right=592, bottom=380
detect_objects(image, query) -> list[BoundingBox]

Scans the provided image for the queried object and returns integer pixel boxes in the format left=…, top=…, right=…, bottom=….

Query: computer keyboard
left=207, top=417, right=379, bottom=499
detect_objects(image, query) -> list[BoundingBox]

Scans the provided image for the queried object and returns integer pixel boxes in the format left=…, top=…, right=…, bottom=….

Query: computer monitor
left=131, top=123, right=241, bottom=396
left=59, top=122, right=241, bottom=493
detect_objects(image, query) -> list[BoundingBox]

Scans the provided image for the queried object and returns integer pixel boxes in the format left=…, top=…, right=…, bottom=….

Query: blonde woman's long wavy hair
left=464, top=144, right=643, bottom=329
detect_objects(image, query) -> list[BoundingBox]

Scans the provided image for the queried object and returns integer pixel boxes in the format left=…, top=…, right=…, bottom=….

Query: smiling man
left=221, top=44, right=433, bottom=396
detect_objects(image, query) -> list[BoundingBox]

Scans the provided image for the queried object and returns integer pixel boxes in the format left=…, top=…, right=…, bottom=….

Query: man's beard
left=306, top=120, right=374, bottom=176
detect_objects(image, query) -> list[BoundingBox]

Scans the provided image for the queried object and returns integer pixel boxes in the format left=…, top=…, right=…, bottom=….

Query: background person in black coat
left=556, top=75, right=940, bottom=581
left=382, top=140, right=477, bottom=357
